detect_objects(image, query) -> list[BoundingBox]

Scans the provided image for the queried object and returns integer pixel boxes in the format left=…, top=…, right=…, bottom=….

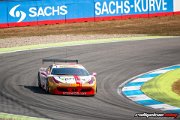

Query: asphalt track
left=0, top=37, right=180, bottom=120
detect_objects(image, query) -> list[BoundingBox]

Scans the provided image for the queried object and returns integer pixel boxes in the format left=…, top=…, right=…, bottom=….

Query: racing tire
left=45, top=80, right=49, bottom=94
left=38, top=73, right=41, bottom=88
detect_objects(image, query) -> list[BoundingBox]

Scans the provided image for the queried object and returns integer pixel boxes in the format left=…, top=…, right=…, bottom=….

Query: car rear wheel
left=45, top=80, right=49, bottom=94
left=38, top=73, right=41, bottom=88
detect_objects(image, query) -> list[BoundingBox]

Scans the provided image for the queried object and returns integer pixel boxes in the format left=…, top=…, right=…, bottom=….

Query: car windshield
left=51, top=68, right=89, bottom=76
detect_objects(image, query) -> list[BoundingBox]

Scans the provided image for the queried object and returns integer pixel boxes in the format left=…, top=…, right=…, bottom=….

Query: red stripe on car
left=74, top=75, right=81, bottom=85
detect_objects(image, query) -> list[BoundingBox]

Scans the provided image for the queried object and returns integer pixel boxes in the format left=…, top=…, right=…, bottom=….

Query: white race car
left=38, top=59, right=97, bottom=96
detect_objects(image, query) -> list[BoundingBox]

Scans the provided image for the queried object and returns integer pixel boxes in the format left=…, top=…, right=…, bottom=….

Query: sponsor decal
left=9, top=4, right=26, bottom=22
left=95, top=0, right=168, bottom=15
left=9, top=4, right=68, bottom=22
left=63, top=92, right=86, bottom=95
left=29, top=5, right=67, bottom=17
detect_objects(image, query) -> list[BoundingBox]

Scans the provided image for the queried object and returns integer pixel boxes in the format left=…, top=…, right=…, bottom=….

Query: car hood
left=53, top=75, right=92, bottom=84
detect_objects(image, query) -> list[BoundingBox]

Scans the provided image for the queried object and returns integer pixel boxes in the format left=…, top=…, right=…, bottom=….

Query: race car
left=38, top=59, right=97, bottom=96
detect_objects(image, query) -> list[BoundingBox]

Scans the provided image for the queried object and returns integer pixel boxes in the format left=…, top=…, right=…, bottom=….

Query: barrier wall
left=174, top=0, right=180, bottom=14
left=0, top=0, right=179, bottom=28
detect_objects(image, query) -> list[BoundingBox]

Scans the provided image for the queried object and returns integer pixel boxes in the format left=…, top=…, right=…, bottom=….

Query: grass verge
left=0, top=112, right=48, bottom=120
left=141, top=69, right=180, bottom=107
left=172, top=79, right=180, bottom=96
left=0, top=36, right=171, bottom=54
left=0, top=15, right=180, bottom=39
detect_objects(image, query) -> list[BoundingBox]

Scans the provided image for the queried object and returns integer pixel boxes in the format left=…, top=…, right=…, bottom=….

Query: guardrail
left=0, top=0, right=179, bottom=28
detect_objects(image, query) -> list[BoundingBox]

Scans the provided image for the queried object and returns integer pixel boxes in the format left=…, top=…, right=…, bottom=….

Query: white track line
left=122, top=86, right=141, bottom=91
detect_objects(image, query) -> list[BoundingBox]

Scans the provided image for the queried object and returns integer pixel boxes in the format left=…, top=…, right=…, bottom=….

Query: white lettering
left=95, top=2, right=101, bottom=16
left=29, top=7, right=37, bottom=17
left=134, top=0, right=141, bottom=12
left=149, top=0, right=155, bottom=11
left=37, top=7, right=45, bottom=16
left=101, top=2, right=109, bottom=14
left=109, top=1, right=116, bottom=14
left=124, top=0, right=130, bottom=14
left=141, top=0, right=148, bottom=12
left=162, top=0, right=167, bottom=11
left=44, top=6, right=52, bottom=16
left=60, top=6, right=68, bottom=15
left=116, top=1, right=123, bottom=14
left=29, top=5, right=67, bottom=17
left=52, top=6, right=60, bottom=16
left=155, top=0, right=161, bottom=11
left=94, top=0, right=168, bottom=16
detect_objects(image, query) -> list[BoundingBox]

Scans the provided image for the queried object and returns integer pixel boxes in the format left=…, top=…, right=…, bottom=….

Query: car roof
left=51, top=63, right=85, bottom=69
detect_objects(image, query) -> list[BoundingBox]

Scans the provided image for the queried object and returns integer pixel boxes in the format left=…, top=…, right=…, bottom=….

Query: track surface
left=0, top=37, right=180, bottom=120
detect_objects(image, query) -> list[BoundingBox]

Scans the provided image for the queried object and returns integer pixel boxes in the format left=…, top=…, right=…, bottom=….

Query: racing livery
left=38, top=59, right=97, bottom=96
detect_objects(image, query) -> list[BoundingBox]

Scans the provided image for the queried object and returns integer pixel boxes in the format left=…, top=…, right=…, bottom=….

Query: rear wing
left=42, top=59, right=78, bottom=64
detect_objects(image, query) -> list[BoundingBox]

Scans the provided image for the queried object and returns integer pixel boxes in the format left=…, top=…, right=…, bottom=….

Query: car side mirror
left=92, top=72, right=97, bottom=76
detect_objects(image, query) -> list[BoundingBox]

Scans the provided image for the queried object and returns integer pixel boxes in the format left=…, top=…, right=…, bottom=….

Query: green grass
left=141, top=69, right=180, bottom=107
left=0, top=112, right=48, bottom=120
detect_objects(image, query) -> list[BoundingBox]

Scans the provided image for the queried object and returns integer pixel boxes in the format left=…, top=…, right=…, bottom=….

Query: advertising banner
left=8, top=1, right=38, bottom=26
left=0, top=0, right=177, bottom=28
left=94, top=0, right=173, bottom=17
left=0, top=2, right=8, bottom=27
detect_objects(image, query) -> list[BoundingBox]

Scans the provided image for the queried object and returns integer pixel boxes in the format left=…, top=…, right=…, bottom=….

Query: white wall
left=174, top=0, right=180, bottom=12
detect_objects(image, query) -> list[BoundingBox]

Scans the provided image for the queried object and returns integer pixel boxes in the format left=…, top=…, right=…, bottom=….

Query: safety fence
left=0, top=0, right=180, bottom=28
